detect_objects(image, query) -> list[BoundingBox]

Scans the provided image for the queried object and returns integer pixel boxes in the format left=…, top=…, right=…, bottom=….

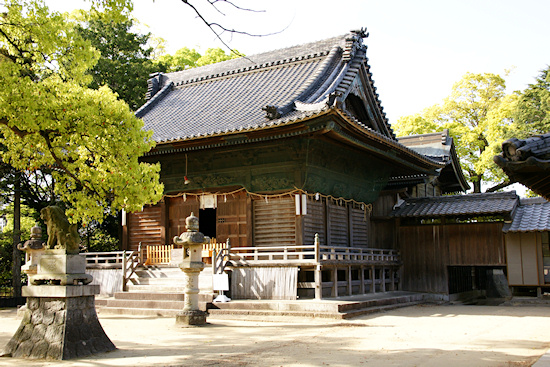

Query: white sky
left=51, top=0, right=550, bottom=126
left=51, top=0, right=548, bottom=196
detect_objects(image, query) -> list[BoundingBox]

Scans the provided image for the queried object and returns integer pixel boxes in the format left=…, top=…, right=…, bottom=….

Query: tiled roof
left=391, top=191, right=519, bottom=218
left=494, top=133, right=550, bottom=200
left=136, top=31, right=396, bottom=144
left=398, top=129, right=469, bottom=193
left=503, top=198, right=550, bottom=233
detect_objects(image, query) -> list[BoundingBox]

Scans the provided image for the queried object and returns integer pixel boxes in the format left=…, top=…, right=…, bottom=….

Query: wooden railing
left=143, top=244, right=173, bottom=265
left=122, top=251, right=140, bottom=292
left=83, top=250, right=141, bottom=292
left=229, top=244, right=399, bottom=266
left=84, top=251, right=128, bottom=268
left=141, top=241, right=230, bottom=265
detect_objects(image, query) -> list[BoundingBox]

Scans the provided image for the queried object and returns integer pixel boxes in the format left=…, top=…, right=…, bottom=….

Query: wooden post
left=332, top=267, right=338, bottom=297
left=347, top=266, right=352, bottom=296
left=122, top=251, right=128, bottom=292
left=314, top=265, right=322, bottom=300
left=381, top=266, right=386, bottom=292
left=371, top=265, right=376, bottom=293
left=390, top=267, right=396, bottom=291
left=360, top=265, right=365, bottom=294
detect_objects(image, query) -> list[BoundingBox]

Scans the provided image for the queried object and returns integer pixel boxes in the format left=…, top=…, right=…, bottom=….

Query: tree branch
left=485, top=180, right=516, bottom=193
left=180, top=0, right=282, bottom=58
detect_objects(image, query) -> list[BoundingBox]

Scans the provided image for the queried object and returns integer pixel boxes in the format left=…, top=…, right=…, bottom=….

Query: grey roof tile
left=503, top=199, right=550, bottom=232
left=136, top=31, right=397, bottom=144
left=392, top=192, right=519, bottom=218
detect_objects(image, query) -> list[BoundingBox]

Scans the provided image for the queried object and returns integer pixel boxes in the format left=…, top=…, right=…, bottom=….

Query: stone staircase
left=95, top=266, right=427, bottom=319
left=95, top=265, right=215, bottom=317
left=207, top=291, right=427, bottom=320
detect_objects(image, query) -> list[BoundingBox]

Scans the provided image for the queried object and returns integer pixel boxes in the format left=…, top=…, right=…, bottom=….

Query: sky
left=51, top=0, right=550, bottom=126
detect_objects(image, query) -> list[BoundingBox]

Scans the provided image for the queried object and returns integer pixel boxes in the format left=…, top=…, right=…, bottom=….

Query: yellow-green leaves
left=395, top=72, right=513, bottom=192
left=0, top=0, right=163, bottom=223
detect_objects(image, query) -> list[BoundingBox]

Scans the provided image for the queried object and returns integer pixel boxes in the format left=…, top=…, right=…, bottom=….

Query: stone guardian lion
left=40, top=206, right=81, bottom=254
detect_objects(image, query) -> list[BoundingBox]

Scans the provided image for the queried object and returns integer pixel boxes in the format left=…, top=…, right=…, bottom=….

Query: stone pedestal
left=175, top=309, right=208, bottom=326
left=1, top=285, right=115, bottom=360
left=30, top=251, right=92, bottom=286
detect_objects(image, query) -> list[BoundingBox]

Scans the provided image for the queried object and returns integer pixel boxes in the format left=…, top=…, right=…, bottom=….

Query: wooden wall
left=253, top=196, right=296, bottom=247
left=126, top=203, right=164, bottom=251
left=505, top=232, right=545, bottom=286
left=126, top=192, right=373, bottom=249
left=399, top=222, right=506, bottom=294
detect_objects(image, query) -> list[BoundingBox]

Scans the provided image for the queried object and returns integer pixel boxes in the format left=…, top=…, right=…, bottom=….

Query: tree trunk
left=472, top=180, right=482, bottom=193
left=12, top=172, right=21, bottom=299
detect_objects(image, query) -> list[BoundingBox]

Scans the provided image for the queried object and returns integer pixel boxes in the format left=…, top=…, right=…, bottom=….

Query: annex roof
left=136, top=30, right=396, bottom=144
left=391, top=191, right=519, bottom=218
left=494, top=133, right=550, bottom=200
left=503, top=197, right=550, bottom=233
left=398, top=129, right=470, bottom=193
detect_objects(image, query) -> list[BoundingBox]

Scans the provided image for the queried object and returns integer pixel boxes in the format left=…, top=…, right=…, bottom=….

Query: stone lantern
left=173, top=212, right=209, bottom=326
left=17, top=224, right=45, bottom=280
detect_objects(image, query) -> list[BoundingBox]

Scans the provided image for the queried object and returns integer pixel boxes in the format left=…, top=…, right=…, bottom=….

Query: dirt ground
left=1, top=304, right=550, bottom=367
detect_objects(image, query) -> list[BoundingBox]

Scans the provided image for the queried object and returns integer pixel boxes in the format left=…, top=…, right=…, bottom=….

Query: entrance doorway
left=199, top=208, right=216, bottom=240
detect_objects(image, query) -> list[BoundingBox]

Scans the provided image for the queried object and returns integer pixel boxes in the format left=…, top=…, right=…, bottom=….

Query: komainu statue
left=40, top=206, right=80, bottom=254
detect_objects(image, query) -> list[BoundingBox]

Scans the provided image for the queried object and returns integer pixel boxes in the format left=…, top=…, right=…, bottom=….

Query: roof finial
left=351, top=27, right=369, bottom=39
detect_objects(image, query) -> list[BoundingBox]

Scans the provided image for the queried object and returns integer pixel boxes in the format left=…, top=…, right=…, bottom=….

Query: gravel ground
left=1, top=304, right=550, bottom=366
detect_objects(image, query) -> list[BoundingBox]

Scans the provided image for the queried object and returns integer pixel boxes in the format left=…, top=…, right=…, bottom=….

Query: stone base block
left=175, top=310, right=208, bottom=327
left=1, top=296, right=115, bottom=360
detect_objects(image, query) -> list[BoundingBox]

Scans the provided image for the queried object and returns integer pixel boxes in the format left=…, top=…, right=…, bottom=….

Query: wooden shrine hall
left=123, top=29, right=465, bottom=300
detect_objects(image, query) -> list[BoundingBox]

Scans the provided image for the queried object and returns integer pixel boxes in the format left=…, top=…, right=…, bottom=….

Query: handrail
left=212, top=239, right=231, bottom=275
left=228, top=233, right=400, bottom=265
left=122, top=250, right=140, bottom=292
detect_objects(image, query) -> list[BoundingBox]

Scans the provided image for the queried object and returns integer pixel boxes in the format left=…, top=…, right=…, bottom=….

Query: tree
left=512, top=66, right=550, bottom=137
left=0, top=0, right=163, bottom=223
left=75, top=14, right=160, bottom=110
left=156, top=46, right=240, bottom=73
left=395, top=72, right=515, bottom=193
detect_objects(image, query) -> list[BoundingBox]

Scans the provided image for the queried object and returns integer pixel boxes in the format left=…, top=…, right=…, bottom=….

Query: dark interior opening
left=199, top=208, right=217, bottom=239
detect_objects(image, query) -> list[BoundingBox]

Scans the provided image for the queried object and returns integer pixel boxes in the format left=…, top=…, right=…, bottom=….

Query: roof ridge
left=170, top=51, right=331, bottom=89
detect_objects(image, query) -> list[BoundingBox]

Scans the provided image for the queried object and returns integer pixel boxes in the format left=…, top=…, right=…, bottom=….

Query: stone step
left=208, top=293, right=423, bottom=313
left=207, top=298, right=423, bottom=320
left=96, top=307, right=182, bottom=317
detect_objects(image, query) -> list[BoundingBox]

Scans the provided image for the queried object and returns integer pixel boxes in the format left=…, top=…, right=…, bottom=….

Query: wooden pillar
left=332, top=267, right=338, bottom=297
left=371, top=265, right=376, bottom=293
left=348, top=266, right=352, bottom=296
left=314, top=265, right=322, bottom=300
left=381, top=266, right=386, bottom=292
left=360, top=265, right=365, bottom=294
left=390, top=267, right=396, bottom=291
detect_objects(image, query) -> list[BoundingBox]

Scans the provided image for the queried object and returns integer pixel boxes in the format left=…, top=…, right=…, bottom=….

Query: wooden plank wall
left=328, top=201, right=349, bottom=247
left=303, top=197, right=326, bottom=245
left=505, top=232, right=544, bottom=286
left=217, top=192, right=251, bottom=247
left=231, top=267, right=298, bottom=300
left=400, top=225, right=449, bottom=294
left=447, top=223, right=505, bottom=266
left=399, top=222, right=505, bottom=294
left=127, top=204, right=163, bottom=252
left=167, top=196, right=199, bottom=241
left=253, top=196, right=296, bottom=247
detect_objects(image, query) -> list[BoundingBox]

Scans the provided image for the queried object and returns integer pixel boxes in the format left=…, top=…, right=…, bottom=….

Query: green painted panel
left=145, top=136, right=392, bottom=202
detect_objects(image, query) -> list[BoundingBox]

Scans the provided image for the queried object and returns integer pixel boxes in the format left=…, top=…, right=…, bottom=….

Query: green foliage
left=0, top=204, right=36, bottom=287
left=76, top=14, right=160, bottom=110
left=512, top=66, right=550, bottom=137
left=0, top=0, right=163, bottom=224
left=156, top=47, right=241, bottom=72
left=395, top=72, right=515, bottom=192
left=80, top=212, right=120, bottom=252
